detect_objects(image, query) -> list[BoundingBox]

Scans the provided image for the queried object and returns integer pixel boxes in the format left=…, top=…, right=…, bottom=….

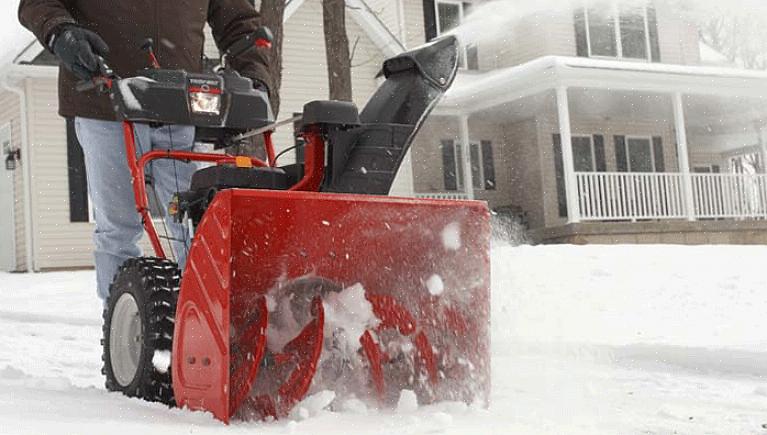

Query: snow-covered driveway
left=1, top=245, right=767, bottom=434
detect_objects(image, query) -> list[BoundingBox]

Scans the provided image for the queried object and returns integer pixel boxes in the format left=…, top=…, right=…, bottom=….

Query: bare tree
left=699, top=14, right=767, bottom=70
left=322, top=0, right=353, bottom=101
left=259, top=0, right=286, bottom=116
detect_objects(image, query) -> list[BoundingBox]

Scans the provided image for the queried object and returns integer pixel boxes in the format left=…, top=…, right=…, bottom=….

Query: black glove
left=252, top=78, right=269, bottom=94
left=49, top=25, right=110, bottom=81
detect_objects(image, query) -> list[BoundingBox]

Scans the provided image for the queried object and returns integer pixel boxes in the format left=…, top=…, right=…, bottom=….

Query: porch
left=416, top=56, right=767, bottom=241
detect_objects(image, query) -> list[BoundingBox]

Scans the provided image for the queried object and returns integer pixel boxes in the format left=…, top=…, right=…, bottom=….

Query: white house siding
left=24, top=78, right=95, bottom=270
left=653, top=0, right=701, bottom=66
left=0, top=90, right=26, bottom=271
left=402, top=0, right=426, bottom=49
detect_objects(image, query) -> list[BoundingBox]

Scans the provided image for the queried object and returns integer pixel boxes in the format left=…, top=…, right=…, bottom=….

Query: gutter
left=2, top=71, right=35, bottom=273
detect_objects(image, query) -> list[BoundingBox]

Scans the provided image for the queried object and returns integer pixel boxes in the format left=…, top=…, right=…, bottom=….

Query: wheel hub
left=110, top=293, right=143, bottom=387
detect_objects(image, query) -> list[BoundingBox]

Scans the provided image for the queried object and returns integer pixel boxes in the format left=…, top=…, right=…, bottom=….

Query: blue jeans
left=75, top=117, right=196, bottom=302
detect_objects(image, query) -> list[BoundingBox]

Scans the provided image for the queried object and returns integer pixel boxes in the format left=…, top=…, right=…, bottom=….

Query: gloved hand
left=252, top=78, right=269, bottom=94
left=49, top=25, right=110, bottom=81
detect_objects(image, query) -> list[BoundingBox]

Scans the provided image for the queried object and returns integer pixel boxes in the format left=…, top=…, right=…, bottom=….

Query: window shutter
left=423, top=0, right=437, bottom=41
left=67, top=118, right=89, bottom=223
left=441, top=139, right=457, bottom=191
left=652, top=136, right=665, bottom=172
left=481, top=140, right=496, bottom=190
left=593, top=134, right=607, bottom=172
left=614, top=136, right=628, bottom=172
left=553, top=134, right=568, bottom=218
left=647, top=6, right=661, bottom=62
left=574, top=8, right=589, bottom=57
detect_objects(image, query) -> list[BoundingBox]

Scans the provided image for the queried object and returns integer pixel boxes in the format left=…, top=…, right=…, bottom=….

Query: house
left=409, top=0, right=767, bottom=244
left=0, top=0, right=425, bottom=272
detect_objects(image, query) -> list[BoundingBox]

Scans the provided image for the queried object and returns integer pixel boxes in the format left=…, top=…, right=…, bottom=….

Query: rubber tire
left=102, top=257, right=180, bottom=406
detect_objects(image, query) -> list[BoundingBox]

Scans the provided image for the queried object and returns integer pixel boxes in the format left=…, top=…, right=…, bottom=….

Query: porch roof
left=437, top=56, right=767, bottom=115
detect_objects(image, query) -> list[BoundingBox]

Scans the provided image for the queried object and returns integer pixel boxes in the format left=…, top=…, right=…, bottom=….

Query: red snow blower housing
left=98, top=30, right=490, bottom=423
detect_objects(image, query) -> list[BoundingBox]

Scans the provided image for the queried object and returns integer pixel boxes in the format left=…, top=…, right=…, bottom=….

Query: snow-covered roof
left=439, top=56, right=767, bottom=114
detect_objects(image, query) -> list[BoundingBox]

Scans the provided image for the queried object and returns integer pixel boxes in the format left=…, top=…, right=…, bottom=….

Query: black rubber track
left=102, top=257, right=180, bottom=406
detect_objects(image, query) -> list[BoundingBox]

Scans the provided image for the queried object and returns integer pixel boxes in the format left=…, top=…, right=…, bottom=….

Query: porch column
left=458, top=115, right=474, bottom=200
left=759, top=124, right=767, bottom=174
left=556, top=86, right=580, bottom=223
left=672, top=92, right=696, bottom=221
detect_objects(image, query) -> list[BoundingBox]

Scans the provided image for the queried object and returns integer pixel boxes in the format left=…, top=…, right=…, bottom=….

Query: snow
left=441, top=222, right=462, bottom=251
left=322, top=283, right=379, bottom=355
left=396, top=390, right=419, bottom=413
left=152, top=350, right=171, bottom=374
left=425, top=274, right=445, bottom=296
left=2, top=245, right=767, bottom=434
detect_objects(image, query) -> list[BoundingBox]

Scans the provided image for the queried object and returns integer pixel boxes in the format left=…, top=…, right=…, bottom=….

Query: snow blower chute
left=97, top=32, right=490, bottom=423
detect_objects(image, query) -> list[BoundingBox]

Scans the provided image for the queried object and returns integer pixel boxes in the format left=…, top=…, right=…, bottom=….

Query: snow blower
left=97, top=30, right=490, bottom=423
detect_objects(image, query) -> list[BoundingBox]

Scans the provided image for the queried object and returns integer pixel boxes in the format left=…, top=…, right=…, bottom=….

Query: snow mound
left=289, top=390, right=335, bottom=420
left=396, top=389, right=419, bottom=413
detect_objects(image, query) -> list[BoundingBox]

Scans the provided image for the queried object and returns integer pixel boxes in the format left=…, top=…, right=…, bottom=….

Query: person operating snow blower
left=18, top=0, right=274, bottom=302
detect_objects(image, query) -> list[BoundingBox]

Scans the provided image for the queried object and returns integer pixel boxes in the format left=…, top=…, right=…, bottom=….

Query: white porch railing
left=416, top=192, right=470, bottom=200
left=576, top=172, right=767, bottom=221
left=691, top=173, right=767, bottom=219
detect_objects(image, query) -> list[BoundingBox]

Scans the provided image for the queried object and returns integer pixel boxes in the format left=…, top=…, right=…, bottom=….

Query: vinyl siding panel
left=0, top=90, right=26, bottom=271
left=25, top=78, right=95, bottom=270
left=403, top=0, right=426, bottom=48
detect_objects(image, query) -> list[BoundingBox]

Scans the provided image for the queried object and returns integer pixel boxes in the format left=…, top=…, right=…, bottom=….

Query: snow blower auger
left=97, top=30, right=490, bottom=423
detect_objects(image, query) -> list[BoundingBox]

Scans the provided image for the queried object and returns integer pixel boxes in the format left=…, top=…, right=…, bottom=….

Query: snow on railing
left=576, top=172, right=767, bottom=221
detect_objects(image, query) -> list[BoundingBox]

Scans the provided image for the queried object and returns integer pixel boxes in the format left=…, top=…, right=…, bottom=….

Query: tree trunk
left=259, top=0, right=286, bottom=116
left=323, top=0, right=353, bottom=101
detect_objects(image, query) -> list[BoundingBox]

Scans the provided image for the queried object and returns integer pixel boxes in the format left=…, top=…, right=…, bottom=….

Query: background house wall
left=537, top=108, right=679, bottom=228
left=0, top=90, right=25, bottom=271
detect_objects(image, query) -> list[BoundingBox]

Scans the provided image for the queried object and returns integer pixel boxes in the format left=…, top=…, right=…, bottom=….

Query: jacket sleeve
left=208, top=0, right=273, bottom=92
left=18, top=0, right=77, bottom=49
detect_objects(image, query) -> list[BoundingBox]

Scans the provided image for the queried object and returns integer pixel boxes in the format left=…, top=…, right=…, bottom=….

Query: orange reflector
left=235, top=156, right=253, bottom=168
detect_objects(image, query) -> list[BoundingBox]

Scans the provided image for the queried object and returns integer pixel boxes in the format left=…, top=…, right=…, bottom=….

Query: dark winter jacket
left=18, top=0, right=273, bottom=121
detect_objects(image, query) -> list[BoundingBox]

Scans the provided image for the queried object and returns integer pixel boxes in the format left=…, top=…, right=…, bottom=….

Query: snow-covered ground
left=1, top=245, right=767, bottom=434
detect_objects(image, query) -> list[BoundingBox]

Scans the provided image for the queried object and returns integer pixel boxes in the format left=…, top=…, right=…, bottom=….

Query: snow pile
left=322, top=283, right=380, bottom=355
left=289, top=390, right=336, bottom=420
left=396, top=390, right=419, bottom=413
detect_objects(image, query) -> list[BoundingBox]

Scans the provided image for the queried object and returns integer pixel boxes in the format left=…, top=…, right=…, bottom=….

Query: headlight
left=190, top=91, right=221, bottom=115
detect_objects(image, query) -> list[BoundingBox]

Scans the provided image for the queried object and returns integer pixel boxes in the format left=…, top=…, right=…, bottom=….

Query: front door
left=0, top=125, right=16, bottom=272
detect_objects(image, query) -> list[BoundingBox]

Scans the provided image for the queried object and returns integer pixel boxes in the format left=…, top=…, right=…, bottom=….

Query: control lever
left=75, top=57, right=116, bottom=93
left=142, top=38, right=161, bottom=69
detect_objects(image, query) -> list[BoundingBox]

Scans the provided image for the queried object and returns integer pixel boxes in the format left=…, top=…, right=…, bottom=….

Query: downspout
left=2, top=73, right=35, bottom=272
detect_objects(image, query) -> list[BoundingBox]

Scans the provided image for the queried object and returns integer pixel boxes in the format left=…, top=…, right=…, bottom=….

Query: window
left=426, top=0, right=479, bottom=70
left=572, top=136, right=596, bottom=172
left=576, top=2, right=660, bottom=62
left=442, top=139, right=495, bottom=191
left=470, top=141, right=496, bottom=190
left=66, top=118, right=90, bottom=223
left=614, top=135, right=665, bottom=173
